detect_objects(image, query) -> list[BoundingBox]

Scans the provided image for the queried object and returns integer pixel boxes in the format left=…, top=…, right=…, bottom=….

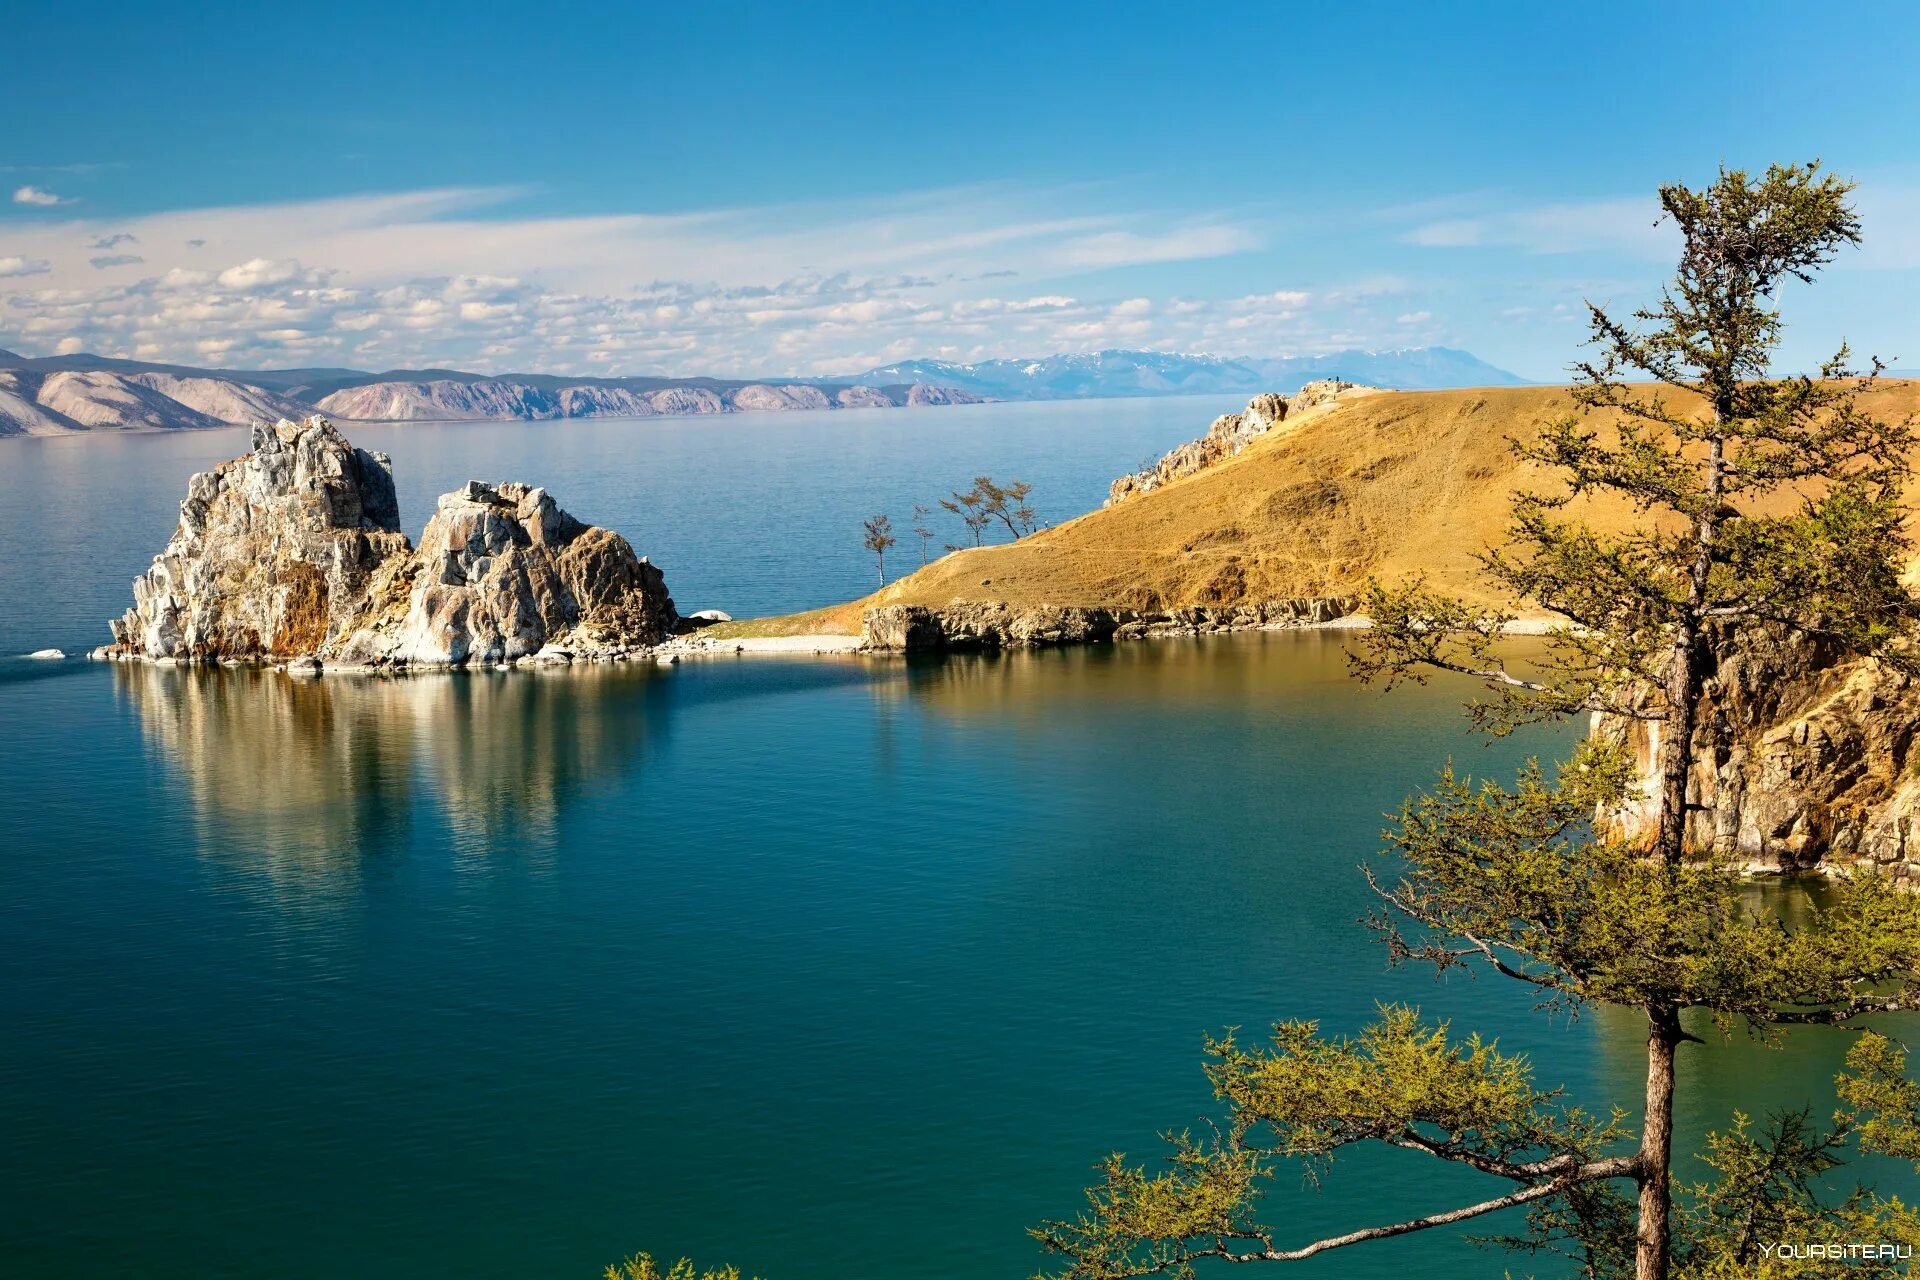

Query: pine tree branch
left=1181, top=1157, right=1640, bottom=1267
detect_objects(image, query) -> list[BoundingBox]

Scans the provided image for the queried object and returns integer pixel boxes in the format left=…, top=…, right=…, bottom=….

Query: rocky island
left=105, top=415, right=677, bottom=670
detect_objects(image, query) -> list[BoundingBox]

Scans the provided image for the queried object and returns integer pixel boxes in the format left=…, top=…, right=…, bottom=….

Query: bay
left=0, top=399, right=1908, bottom=1277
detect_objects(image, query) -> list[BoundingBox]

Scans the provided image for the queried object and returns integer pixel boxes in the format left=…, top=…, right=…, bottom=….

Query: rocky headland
left=104, top=416, right=677, bottom=671
left=1105, top=380, right=1380, bottom=505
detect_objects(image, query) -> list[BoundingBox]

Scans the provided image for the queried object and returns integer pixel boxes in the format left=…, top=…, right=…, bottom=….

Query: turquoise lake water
left=1, top=399, right=1912, bottom=1277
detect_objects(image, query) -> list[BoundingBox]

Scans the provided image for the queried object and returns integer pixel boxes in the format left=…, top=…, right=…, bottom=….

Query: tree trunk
left=1654, top=621, right=1698, bottom=866
left=1655, top=431, right=1724, bottom=867
left=1635, top=1003, right=1682, bottom=1280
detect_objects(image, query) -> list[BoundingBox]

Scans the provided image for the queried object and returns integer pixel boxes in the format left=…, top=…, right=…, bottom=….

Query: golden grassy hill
left=728, top=381, right=1920, bottom=637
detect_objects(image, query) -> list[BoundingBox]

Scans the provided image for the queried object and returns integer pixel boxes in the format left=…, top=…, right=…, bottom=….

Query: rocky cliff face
left=109, top=417, right=410, bottom=660
left=330, top=481, right=676, bottom=665
left=862, top=598, right=1356, bottom=651
left=0, top=368, right=306, bottom=435
left=1105, top=381, right=1377, bottom=505
left=107, top=416, right=676, bottom=669
left=1594, top=626, right=1920, bottom=877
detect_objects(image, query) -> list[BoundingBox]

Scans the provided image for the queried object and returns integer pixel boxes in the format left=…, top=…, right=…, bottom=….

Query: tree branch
left=1197, top=1157, right=1640, bottom=1265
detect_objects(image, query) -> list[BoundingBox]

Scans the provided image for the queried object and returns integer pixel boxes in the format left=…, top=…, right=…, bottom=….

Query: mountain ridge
left=0, top=344, right=1526, bottom=436
left=841, top=346, right=1528, bottom=399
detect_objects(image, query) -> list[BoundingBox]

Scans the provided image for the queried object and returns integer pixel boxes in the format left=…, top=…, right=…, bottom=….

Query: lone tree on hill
left=975, top=475, right=1039, bottom=539
left=942, top=476, right=1037, bottom=545
left=942, top=483, right=993, bottom=546
left=1033, top=163, right=1920, bottom=1279
left=911, top=503, right=936, bottom=565
left=862, top=514, right=897, bottom=585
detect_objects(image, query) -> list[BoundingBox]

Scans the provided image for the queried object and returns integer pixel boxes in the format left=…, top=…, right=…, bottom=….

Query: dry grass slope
left=726, top=382, right=1920, bottom=637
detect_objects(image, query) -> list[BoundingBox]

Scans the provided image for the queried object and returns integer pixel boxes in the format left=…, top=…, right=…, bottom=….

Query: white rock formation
left=106, top=415, right=679, bottom=669
left=331, top=480, right=676, bottom=665
left=109, top=417, right=410, bottom=659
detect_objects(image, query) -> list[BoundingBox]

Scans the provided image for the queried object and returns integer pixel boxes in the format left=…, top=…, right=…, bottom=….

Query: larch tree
left=862, top=513, right=897, bottom=585
left=1032, top=164, right=1920, bottom=1280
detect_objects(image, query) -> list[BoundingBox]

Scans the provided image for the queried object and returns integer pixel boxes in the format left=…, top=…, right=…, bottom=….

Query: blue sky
left=2, top=1, right=1917, bottom=379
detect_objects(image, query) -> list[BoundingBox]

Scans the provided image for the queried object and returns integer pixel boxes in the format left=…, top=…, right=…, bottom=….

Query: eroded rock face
left=108, top=416, right=677, bottom=669
left=331, top=481, right=676, bottom=665
left=1594, top=625, right=1920, bottom=877
left=1105, top=381, right=1376, bottom=506
left=109, top=416, right=409, bottom=660
left=861, top=598, right=1356, bottom=651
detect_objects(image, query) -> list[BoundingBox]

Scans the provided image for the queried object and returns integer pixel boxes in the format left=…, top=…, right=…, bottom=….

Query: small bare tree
left=975, top=476, right=1037, bottom=538
left=910, top=503, right=935, bottom=565
left=940, top=486, right=992, bottom=546
left=861, top=514, right=896, bottom=585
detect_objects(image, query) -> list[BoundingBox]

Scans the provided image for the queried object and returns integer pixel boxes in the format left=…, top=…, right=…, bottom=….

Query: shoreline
left=70, top=612, right=1569, bottom=674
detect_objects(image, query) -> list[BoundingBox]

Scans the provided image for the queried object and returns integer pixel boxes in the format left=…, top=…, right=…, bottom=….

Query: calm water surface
left=1, top=400, right=1910, bottom=1278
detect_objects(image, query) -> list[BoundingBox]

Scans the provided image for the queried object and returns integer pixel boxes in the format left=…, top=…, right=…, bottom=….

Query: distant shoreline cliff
left=0, top=343, right=1525, bottom=437
left=0, top=360, right=983, bottom=436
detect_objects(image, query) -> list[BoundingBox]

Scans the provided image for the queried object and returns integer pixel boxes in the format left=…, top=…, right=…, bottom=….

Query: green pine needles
left=1033, top=164, right=1920, bottom=1280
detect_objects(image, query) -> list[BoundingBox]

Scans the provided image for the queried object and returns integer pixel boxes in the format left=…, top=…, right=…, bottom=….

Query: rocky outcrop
left=1594, top=626, right=1920, bottom=877
left=107, top=416, right=677, bottom=670
left=904, top=383, right=987, bottom=407
left=109, top=416, right=410, bottom=660
left=861, top=598, right=1356, bottom=651
left=729, top=383, right=833, bottom=412
left=330, top=481, right=676, bottom=666
left=1106, top=381, right=1377, bottom=505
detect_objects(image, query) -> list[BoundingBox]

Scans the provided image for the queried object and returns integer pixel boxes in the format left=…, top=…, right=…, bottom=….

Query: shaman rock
left=330, top=481, right=677, bottom=666
left=108, top=416, right=409, bottom=660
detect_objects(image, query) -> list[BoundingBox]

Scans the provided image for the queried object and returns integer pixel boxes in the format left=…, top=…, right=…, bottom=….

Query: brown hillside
left=745, top=382, right=1920, bottom=636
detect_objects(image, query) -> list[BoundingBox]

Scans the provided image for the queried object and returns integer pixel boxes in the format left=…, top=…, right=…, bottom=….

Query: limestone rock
left=330, top=481, right=676, bottom=666
left=108, top=415, right=679, bottom=670
left=1594, top=624, right=1920, bottom=877
left=109, top=416, right=409, bottom=660
left=1106, top=381, right=1376, bottom=505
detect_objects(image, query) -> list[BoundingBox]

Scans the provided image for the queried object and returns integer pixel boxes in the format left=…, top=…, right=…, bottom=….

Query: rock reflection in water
left=113, top=662, right=668, bottom=898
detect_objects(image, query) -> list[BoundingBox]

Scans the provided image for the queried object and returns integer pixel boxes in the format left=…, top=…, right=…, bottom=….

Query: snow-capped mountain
left=846, top=347, right=1527, bottom=399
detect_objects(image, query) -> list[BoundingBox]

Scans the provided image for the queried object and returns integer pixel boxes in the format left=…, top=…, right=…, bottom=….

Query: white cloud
left=1396, top=310, right=1432, bottom=324
left=0, top=184, right=1426, bottom=373
left=215, top=257, right=306, bottom=289
left=0, top=255, right=52, bottom=278
left=13, top=185, right=73, bottom=207
left=1404, top=196, right=1674, bottom=258
left=1056, top=225, right=1261, bottom=269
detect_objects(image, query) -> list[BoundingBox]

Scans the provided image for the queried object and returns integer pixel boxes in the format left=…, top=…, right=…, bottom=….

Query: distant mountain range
left=844, top=347, right=1528, bottom=400
left=0, top=344, right=1525, bottom=437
